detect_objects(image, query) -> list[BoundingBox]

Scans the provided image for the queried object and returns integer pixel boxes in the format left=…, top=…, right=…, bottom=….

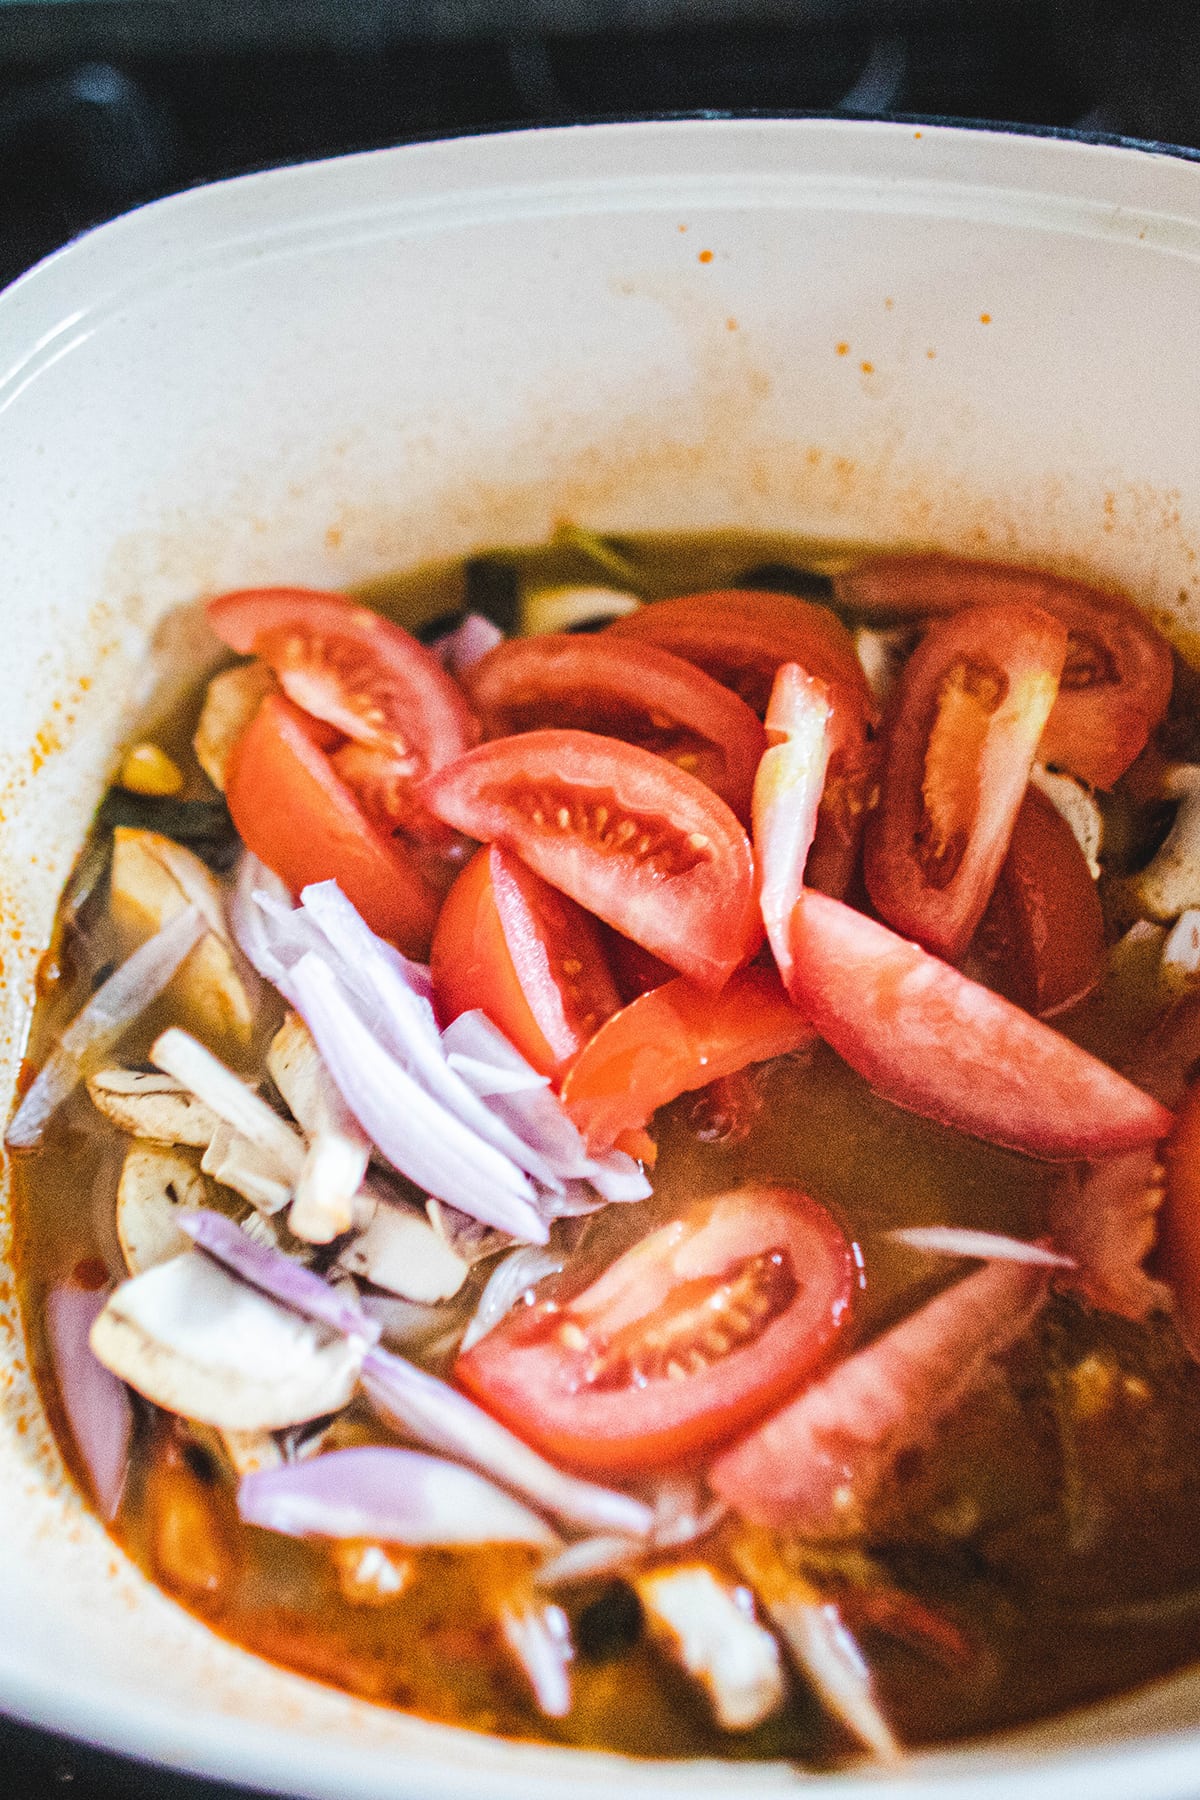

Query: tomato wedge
left=975, top=786, right=1105, bottom=1019
left=206, top=586, right=479, bottom=825
left=560, top=967, right=815, bottom=1152
left=606, top=589, right=874, bottom=721
left=833, top=556, right=1174, bottom=789
left=461, top=633, right=766, bottom=820
left=421, top=729, right=762, bottom=991
left=785, top=890, right=1173, bottom=1159
left=455, top=1186, right=853, bottom=1474
left=863, top=602, right=1067, bottom=961
left=225, top=694, right=440, bottom=954
left=1163, top=1087, right=1200, bottom=1357
left=430, top=845, right=620, bottom=1081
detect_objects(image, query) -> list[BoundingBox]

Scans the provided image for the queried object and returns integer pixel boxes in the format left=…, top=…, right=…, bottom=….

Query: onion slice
left=239, top=1446, right=558, bottom=1548
left=361, top=1345, right=653, bottom=1538
left=887, top=1227, right=1076, bottom=1268
left=178, top=1209, right=379, bottom=1345
left=500, top=1602, right=574, bottom=1717
left=8, top=905, right=206, bottom=1150
left=460, top=1245, right=565, bottom=1354
left=46, top=1282, right=132, bottom=1522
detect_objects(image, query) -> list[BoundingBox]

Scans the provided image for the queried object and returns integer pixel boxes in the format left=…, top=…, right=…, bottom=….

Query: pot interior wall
left=1, top=116, right=1200, bottom=1800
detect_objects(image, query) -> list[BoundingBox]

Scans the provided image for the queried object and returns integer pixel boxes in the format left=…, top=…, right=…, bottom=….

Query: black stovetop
left=3, top=1, right=1200, bottom=1794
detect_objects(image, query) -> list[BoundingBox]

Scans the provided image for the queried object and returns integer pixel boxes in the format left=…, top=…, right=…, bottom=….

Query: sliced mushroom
left=1030, top=764, right=1104, bottom=879
left=90, top=1252, right=362, bottom=1432
left=117, top=1143, right=210, bottom=1274
left=635, top=1565, right=786, bottom=1733
left=88, top=1067, right=220, bottom=1147
left=110, top=828, right=254, bottom=1043
left=1163, top=909, right=1200, bottom=994
left=152, top=1029, right=305, bottom=1177
left=340, top=1197, right=469, bottom=1303
left=194, top=660, right=275, bottom=793
left=201, top=1121, right=293, bottom=1215
left=521, top=584, right=641, bottom=636
left=268, top=1012, right=369, bottom=1243
left=219, top=1428, right=284, bottom=1476
left=1128, top=765, right=1200, bottom=922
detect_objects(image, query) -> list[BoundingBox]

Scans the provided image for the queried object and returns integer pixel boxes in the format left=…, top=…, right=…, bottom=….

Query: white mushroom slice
left=853, top=626, right=917, bottom=707
left=87, top=1067, right=219, bottom=1147
left=1129, top=765, right=1200, bottom=922
left=201, top=1121, right=293, bottom=1215
left=117, top=1144, right=209, bottom=1273
left=426, top=1197, right=512, bottom=1265
left=521, top=584, right=641, bottom=635
left=220, top=1428, right=284, bottom=1476
left=1163, top=909, right=1200, bottom=994
left=635, top=1566, right=786, bottom=1733
left=194, top=660, right=276, bottom=792
left=89, top=1253, right=362, bottom=1431
left=110, top=828, right=254, bottom=1044
left=268, top=1013, right=369, bottom=1243
left=340, top=1198, right=469, bottom=1303
left=1030, top=764, right=1104, bottom=878
left=152, top=1029, right=305, bottom=1176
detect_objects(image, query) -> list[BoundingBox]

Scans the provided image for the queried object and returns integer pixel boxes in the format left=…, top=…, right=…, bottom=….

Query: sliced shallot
left=177, top=1208, right=380, bottom=1344
left=635, top=1565, right=786, bottom=1734
left=7, top=905, right=206, bottom=1150
left=46, top=1282, right=133, bottom=1523
left=361, top=1344, right=653, bottom=1538
left=432, top=611, right=505, bottom=676
left=500, top=1602, right=574, bottom=1717
left=238, top=1445, right=558, bottom=1548
left=460, top=1245, right=565, bottom=1353
left=887, top=1227, right=1076, bottom=1268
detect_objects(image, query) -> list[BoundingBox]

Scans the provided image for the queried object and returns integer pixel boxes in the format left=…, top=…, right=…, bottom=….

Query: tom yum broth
left=14, top=527, right=1200, bottom=1765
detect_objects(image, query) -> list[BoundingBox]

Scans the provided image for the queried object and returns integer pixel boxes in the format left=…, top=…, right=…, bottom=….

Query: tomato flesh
left=462, top=632, right=766, bottom=820
left=863, top=602, right=1067, bottom=961
left=1162, top=1084, right=1200, bottom=1356
left=975, top=786, right=1105, bottom=1019
left=785, top=889, right=1174, bottom=1160
left=421, top=729, right=762, bottom=991
left=606, top=589, right=875, bottom=722
left=225, top=694, right=440, bottom=955
left=833, top=557, right=1174, bottom=789
left=561, top=966, right=815, bottom=1152
left=431, top=845, right=620, bottom=1081
left=455, top=1186, right=854, bottom=1474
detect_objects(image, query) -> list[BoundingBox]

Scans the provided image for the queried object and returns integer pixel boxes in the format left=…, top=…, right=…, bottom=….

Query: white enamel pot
left=2, top=116, right=1200, bottom=1800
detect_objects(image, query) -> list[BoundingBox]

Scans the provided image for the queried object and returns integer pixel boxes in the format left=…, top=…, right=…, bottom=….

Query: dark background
left=3, top=0, right=1200, bottom=1793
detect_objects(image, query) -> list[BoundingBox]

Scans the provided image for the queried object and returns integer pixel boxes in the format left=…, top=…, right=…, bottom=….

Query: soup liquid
left=14, top=532, right=1200, bottom=1765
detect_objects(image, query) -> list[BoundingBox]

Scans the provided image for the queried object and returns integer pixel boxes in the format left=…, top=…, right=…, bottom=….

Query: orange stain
left=725, top=317, right=738, bottom=332
left=860, top=361, right=874, bottom=374
left=698, top=249, right=714, bottom=264
left=980, top=312, right=992, bottom=324
left=914, top=129, right=923, bottom=139
left=836, top=342, right=849, bottom=356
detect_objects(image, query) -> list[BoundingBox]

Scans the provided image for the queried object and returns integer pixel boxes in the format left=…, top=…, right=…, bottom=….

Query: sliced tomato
left=1161, top=1085, right=1200, bottom=1356
left=430, top=845, right=620, bottom=1081
left=461, top=633, right=766, bottom=820
left=455, top=1185, right=853, bottom=1474
left=785, top=890, right=1174, bottom=1160
left=560, top=966, right=815, bottom=1152
left=225, top=693, right=440, bottom=955
left=603, top=928, right=677, bottom=1003
left=606, top=589, right=874, bottom=722
left=804, top=681, right=876, bottom=902
left=975, top=786, right=1105, bottom=1019
left=420, top=729, right=762, bottom=991
left=206, top=587, right=479, bottom=831
left=863, top=602, right=1067, bottom=961
left=753, top=664, right=833, bottom=983
left=833, top=556, right=1174, bottom=789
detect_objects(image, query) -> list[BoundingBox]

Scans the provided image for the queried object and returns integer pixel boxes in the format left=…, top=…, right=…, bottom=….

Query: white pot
left=2, top=116, right=1200, bottom=1800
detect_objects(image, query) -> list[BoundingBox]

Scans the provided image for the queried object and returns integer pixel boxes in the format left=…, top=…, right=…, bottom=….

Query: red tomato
left=206, top=587, right=479, bottom=826
left=606, top=589, right=874, bottom=721
left=975, top=786, right=1105, bottom=1019
left=430, top=846, right=620, bottom=1081
left=603, top=928, right=677, bottom=1003
left=786, top=890, right=1174, bottom=1160
left=833, top=556, right=1174, bottom=789
left=752, top=664, right=833, bottom=983
left=455, top=1186, right=853, bottom=1474
left=1162, top=1085, right=1200, bottom=1355
left=863, top=602, right=1068, bottom=961
left=461, top=633, right=766, bottom=820
left=804, top=679, right=877, bottom=902
left=560, top=967, right=815, bottom=1152
left=421, top=729, right=762, bottom=991
left=225, top=694, right=440, bottom=955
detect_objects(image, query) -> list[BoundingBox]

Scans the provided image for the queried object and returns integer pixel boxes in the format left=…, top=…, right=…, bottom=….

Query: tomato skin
left=1162, top=1085, right=1200, bottom=1356
left=462, top=633, right=766, bottom=820
left=606, top=589, right=874, bottom=722
left=833, top=557, right=1174, bottom=789
left=603, top=928, right=677, bottom=1003
left=420, top=729, right=762, bottom=991
left=430, top=846, right=620, bottom=1081
left=206, top=586, right=479, bottom=801
left=560, top=967, right=815, bottom=1152
left=976, top=786, right=1105, bottom=1019
left=863, top=602, right=1067, bottom=962
left=455, top=1186, right=854, bottom=1475
left=785, top=890, right=1174, bottom=1160
left=225, top=694, right=440, bottom=955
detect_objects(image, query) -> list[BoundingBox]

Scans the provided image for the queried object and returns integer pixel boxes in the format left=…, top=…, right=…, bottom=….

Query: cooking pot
left=2, top=115, right=1200, bottom=1800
